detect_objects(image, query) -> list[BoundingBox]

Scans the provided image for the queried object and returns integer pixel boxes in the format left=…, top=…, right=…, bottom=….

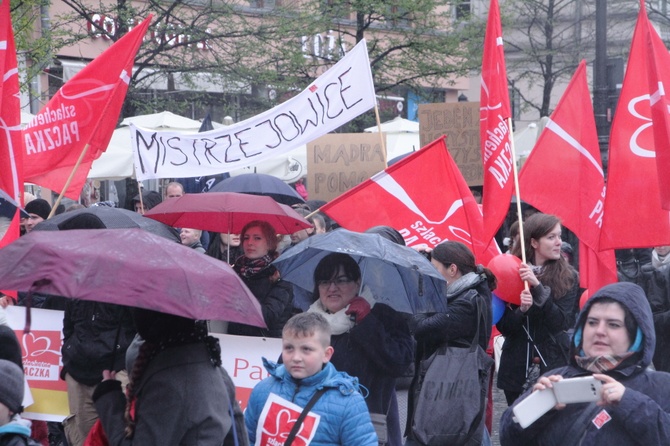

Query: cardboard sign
left=418, top=102, right=483, bottom=185
left=307, top=133, right=387, bottom=201
left=256, top=393, right=321, bottom=446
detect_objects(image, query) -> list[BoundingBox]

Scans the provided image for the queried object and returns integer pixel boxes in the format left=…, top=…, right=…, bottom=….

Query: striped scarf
left=574, top=352, right=635, bottom=372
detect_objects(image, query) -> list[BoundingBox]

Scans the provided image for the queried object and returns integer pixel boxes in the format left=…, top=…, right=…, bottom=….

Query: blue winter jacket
left=500, top=282, right=670, bottom=445
left=245, top=359, right=378, bottom=446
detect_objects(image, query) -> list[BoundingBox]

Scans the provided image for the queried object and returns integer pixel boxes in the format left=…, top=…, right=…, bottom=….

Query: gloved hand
left=345, top=297, right=371, bottom=324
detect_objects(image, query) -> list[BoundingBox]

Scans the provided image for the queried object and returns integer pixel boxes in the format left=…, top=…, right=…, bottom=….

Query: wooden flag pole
left=507, top=117, right=529, bottom=290
left=47, top=143, right=91, bottom=219
left=373, top=101, right=388, bottom=168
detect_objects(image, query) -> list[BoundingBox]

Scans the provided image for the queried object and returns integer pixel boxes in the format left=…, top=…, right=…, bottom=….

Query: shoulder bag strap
left=550, top=402, right=601, bottom=446
left=284, top=388, right=328, bottom=446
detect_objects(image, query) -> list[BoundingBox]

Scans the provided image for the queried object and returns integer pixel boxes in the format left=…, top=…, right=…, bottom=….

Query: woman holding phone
left=500, top=282, right=670, bottom=444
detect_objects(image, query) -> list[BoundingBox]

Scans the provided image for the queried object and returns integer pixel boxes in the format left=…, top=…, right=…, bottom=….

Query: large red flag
left=320, top=137, right=499, bottom=264
left=22, top=15, right=152, bottom=200
left=480, top=0, right=513, bottom=244
left=600, top=4, right=670, bottom=250
left=0, top=0, right=24, bottom=248
left=519, top=61, right=616, bottom=292
left=641, top=2, right=670, bottom=210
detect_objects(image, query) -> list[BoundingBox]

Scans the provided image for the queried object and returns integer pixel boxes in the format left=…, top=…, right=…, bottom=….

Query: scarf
left=308, top=300, right=356, bottom=335
left=652, top=249, right=670, bottom=269
left=233, top=254, right=275, bottom=279
left=574, top=352, right=635, bottom=373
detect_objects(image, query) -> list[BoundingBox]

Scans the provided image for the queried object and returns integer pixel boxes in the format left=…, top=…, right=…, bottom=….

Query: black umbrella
left=209, top=173, right=305, bottom=206
left=33, top=206, right=179, bottom=242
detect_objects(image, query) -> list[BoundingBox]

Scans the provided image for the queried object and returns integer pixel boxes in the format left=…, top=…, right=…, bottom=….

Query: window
left=509, top=85, right=521, bottom=121
left=455, top=0, right=471, bottom=20
left=249, top=0, right=280, bottom=9
left=322, top=0, right=351, bottom=20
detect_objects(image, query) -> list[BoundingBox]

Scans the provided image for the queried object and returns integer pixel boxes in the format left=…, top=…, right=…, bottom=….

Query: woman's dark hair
left=312, top=253, right=361, bottom=298
left=431, top=241, right=497, bottom=290
left=240, top=220, right=279, bottom=256
left=584, top=297, right=638, bottom=347
left=513, top=213, right=575, bottom=298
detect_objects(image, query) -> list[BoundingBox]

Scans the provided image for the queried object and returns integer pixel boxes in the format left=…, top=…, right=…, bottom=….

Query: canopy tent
left=513, top=117, right=549, bottom=162
left=364, top=116, right=421, bottom=162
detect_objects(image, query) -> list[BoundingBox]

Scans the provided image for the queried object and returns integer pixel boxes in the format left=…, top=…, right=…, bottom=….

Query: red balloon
left=579, top=289, right=589, bottom=309
left=487, top=254, right=523, bottom=305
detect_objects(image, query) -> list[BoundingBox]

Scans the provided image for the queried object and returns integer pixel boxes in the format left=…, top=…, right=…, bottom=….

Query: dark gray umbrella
left=273, top=228, right=448, bottom=314
left=33, top=206, right=179, bottom=242
left=209, top=173, right=305, bottom=206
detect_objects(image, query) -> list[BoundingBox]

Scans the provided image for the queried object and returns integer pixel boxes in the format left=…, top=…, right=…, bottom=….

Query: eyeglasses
left=317, top=277, right=354, bottom=287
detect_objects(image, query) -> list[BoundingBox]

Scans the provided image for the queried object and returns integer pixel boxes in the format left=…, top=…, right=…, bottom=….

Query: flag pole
left=373, top=101, right=388, bottom=168
left=507, top=117, right=529, bottom=291
left=137, top=180, right=145, bottom=215
left=47, top=144, right=91, bottom=219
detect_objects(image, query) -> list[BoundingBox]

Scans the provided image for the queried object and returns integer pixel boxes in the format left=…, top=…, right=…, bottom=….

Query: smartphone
left=552, top=376, right=603, bottom=404
left=512, top=388, right=557, bottom=429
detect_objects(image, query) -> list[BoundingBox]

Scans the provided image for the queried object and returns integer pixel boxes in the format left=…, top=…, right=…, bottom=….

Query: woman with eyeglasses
left=228, top=220, right=294, bottom=338
left=308, top=253, right=415, bottom=446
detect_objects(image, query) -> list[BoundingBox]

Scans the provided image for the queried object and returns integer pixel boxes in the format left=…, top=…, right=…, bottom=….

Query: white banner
left=131, top=39, right=376, bottom=180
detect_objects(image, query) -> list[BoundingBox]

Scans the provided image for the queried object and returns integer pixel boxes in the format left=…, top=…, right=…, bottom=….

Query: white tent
left=364, top=116, right=421, bottom=162
left=88, top=112, right=203, bottom=179
left=513, top=117, right=549, bottom=161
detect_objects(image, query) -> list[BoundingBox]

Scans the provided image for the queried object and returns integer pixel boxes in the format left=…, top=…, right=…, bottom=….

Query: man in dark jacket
left=500, top=282, right=670, bottom=445
left=638, top=245, right=670, bottom=372
left=57, top=216, right=137, bottom=446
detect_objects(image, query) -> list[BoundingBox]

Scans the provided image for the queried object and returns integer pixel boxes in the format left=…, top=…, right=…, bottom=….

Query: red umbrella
left=143, top=192, right=312, bottom=235
left=0, top=228, right=265, bottom=326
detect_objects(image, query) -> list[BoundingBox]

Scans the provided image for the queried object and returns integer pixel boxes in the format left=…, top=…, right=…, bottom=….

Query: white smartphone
left=552, top=376, right=603, bottom=404
left=512, top=388, right=557, bottom=429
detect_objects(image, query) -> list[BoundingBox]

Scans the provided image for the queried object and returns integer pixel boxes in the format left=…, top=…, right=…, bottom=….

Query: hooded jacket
left=245, top=359, right=378, bottom=446
left=500, top=282, right=670, bottom=445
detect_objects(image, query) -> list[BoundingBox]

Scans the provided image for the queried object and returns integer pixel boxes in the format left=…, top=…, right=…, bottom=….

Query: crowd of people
left=1, top=182, right=670, bottom=446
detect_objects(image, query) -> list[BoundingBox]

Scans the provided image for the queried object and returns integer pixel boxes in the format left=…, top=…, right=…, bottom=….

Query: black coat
left=496, top=271, right=580, bottom=394
left=406, top=272, right=493, bottom=445
left=227, top=269, right=294, bottom=338
left=500, top=282, right=670, bottom=445
left=330, top=303, right=415, bottom=446
left=61, top=300, right=136, bottom=385
left=638, top=262, right=670, bottom=372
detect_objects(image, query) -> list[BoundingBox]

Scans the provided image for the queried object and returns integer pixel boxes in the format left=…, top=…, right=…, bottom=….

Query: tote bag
left=411, top=299, right=494, bottom=446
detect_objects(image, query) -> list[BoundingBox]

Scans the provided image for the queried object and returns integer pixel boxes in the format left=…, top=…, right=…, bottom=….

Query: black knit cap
left=24, top=198, right=51, bottom=220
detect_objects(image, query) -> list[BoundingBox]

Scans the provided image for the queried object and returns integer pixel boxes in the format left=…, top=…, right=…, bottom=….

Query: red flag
left=580, top=241, right=617, bottom=294
left=0, top=0, right=24, bottom=248
left=480, top=0, right=513, bottom=243
left=600, top=4, right=670, bottom=250
left=642, top=3, right=670, bottom=210
left=320, top=137, right=499, bottom=265
left=22, top=15, right=152, bottom=200
left=519, top=61, right=616, bottom=291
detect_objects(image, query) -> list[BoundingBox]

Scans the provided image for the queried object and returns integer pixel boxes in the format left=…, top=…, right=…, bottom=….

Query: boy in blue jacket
left=245, top=312, right=378, bottom=446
